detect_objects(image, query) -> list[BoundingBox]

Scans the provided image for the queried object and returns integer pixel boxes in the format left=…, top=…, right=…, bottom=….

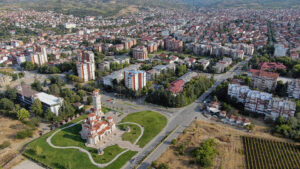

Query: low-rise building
left=198, top=59, right=210, bottom=70
left=17, top=85, right=63, bottom=116
left=213, top=57, right=232, bottom=73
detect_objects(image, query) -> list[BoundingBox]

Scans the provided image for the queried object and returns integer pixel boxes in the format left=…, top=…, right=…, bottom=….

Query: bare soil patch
left=157, top=119, right=298, bottom=169
left=0, top=116, right=39, bottom=169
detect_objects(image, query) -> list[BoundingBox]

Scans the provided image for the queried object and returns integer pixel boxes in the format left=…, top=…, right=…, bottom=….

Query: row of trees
left=21, top=61, right=77, bottom=74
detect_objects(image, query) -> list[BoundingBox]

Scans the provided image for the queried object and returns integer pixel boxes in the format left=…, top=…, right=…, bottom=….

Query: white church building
left=80, top=89, right=116, bottom=145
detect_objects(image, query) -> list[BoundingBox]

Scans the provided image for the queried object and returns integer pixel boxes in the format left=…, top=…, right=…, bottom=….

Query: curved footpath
left=46, top=120, right=144, bottom=168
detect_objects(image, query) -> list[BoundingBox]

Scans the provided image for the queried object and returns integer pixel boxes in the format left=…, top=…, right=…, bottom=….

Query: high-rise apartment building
left=77, top=50, right=95, bottom=82
left=124, top=70, right=146, bottom=91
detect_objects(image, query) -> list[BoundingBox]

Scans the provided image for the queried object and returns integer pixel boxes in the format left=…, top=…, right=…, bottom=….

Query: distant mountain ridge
left=0, top=0, right=299, bottom=17
left=184, top=0, right=300, bottom=8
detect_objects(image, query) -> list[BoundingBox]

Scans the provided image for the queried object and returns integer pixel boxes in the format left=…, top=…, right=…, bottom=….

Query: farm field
left=242, top=136, right=300, bottom=169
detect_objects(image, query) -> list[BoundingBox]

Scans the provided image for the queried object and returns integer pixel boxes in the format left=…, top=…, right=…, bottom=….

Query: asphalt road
left=122, top=57, right=250, bottom=169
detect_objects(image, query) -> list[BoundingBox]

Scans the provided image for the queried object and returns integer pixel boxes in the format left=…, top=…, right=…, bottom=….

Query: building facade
left=133, top=46, right=148, bottom=60
left=17, top=85, right=63, bottom=116
left=249, top=69, right=278, bottom=92
left=77, top=50, right=95, bottom=82
left=228, top=83, right=296, bottom=120
left=124, top=70, right=146, bottom=91
left=287, top=79, right=300, bottom=99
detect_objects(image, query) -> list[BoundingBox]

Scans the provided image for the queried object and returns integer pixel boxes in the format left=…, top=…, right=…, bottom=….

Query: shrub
left=157, top=163, right=169, bottom=169
left=16, top=129, right=33, bottom=139
left=171, top=139, right=177, bottom=145
left=193, top=139, right=216, bottom=168
left=0, top=141, right=11, bottom=149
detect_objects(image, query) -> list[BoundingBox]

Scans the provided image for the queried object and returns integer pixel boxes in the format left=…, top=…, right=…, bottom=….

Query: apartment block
left=25, top=52, right=47, bottom=66
left=228, top=84, right=251, bottom=103
left=124, top=70, right=146, bottom=91
left=228, top=83, right=296, bottom=120
left=249, top=69, right=278, bottom=92
left=244, top=90, right=272, bottom=114
left=133, top=46, right=148, bottom=60
left=164, top=37, right=183, bottom=52
left=268, top=98, right=296, bottom=119
left=287, top=79, right=300, bottom=99
left=77, top=50, right=95, bottom=82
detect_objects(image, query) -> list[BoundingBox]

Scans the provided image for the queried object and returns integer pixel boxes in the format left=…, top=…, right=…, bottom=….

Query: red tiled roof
left=249, top=69, right=279, bottom=79
left=88, top=113, right=96, bottom=117
left=168, top=79, right=185, bottom=94
left=260, top=62, right=286, bottom=71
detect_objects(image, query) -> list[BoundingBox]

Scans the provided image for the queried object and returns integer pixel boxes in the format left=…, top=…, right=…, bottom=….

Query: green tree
left=275, top=116, right=286, bottom=126
left=17, top=108, right=30, bottom=121
left=87, top=96, right=93, bottom=105
left=49, top=84, right=60, bottom=95
left=45, top=108, right=55, bottom=122
left=31, top=99, right=43, bottom=117
left=5, top=87, right=17, bottom=101
left=193, top=139, right=216, bottom=168
left=31, top=80, right=43, bottom=91
left=292, top=64, right=300, bottom=77
left=0, top=98, right=14, bottom=111
left=20, top=61, right=36, bottom=70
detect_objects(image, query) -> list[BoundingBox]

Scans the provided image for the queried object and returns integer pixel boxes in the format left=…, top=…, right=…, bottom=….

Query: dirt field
left=156, top=119, right=298, bottom=169
left=0, top=116, right=39, bottom=169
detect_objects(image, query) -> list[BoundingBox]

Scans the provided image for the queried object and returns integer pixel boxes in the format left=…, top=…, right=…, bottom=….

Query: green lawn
left=51, top=123, right=125, bottom=164
left=102, top=107, right=111, bottom=113
left=24, top=114, right=137, bottom=169
left=120, top=111, right=167, bottom=147
left=118, top=124, right=141, bottom=144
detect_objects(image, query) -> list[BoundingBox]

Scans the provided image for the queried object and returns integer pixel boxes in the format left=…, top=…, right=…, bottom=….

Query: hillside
left=0, top=0, right=299, bottom=17
left=185, top=0, right=300, bottom=8
left=0, top=0, right=184, bottom=17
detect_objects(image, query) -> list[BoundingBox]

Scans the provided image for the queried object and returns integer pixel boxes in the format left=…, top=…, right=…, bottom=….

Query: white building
left=287, top=79, right=300, bottom=99
left=25, top=52, right=48, bottom=66
left=274, top=44, right=287, bottom=57
left=17, top=85, right=63, bottom=116
left=35, top=92, right=64, bottom=116
left=102, top=64, right=141, bottom=87
left=64, top=23, right=76, bottom=29
left=80, top=89, right=115, bottom=145
left=268, top=98, right=296, bottom=120
left=228, top=84, right=251, bottom=103
left=228, top=83, right=296, bottom=120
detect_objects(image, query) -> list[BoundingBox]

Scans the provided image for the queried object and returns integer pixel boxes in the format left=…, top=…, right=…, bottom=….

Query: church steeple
left=92, top=89, right=103, bottom=117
